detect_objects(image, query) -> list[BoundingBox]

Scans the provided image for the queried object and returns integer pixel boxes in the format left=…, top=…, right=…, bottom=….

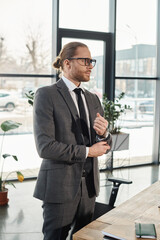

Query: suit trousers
left=42, top=176, right=96, bottom=240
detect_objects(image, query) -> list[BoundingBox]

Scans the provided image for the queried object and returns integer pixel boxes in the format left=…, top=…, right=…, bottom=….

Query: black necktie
left=74, top=88, right=90, bottom=146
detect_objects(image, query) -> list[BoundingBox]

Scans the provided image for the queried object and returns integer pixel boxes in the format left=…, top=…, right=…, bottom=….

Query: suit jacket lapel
left=56, top=79, right=78, bottom=121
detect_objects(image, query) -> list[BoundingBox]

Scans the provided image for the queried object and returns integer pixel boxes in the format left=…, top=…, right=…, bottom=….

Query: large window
left=59, top=0, right=110, bottom=32
left=0, top=76, right=53, bottom=175
left=115, top=0, right=157, bottom=167
left=115, top=79, right=155, bottom=166
left=0, top=0, right=52, bottom=74
left=0, top=0, right=53, bottom=177
left=116, top=0, right=157, bottom=78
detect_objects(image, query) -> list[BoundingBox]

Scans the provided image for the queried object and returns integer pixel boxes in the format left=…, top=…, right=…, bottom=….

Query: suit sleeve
left=33, top=87, right=86, bottom=163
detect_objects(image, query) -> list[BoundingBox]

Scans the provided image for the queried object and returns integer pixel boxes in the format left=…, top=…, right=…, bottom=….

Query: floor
left=0, top=180, right=43, bottom=240
left=0, top=165, right=160, bottom=240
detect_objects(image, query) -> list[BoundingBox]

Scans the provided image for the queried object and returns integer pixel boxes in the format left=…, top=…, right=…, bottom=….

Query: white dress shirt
left=62, top=76, right=90, bottom=158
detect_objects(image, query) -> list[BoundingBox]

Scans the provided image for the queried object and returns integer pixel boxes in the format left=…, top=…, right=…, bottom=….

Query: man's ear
left=63, top=59, right=71, bottom=69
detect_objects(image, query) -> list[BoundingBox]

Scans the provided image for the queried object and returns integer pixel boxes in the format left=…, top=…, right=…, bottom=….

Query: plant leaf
left=1, top=120, right=22, bottom=132
left=16, top=171, right=24, bottom=182
left=28, top=100, right=33, bottom=106
left=6, top=181, right=16, bottom=188
left=2, top=154, right=11, bottom=159
left=12, top=155, right=18, bottom=161
left=25, top=93, right=33, bottom=100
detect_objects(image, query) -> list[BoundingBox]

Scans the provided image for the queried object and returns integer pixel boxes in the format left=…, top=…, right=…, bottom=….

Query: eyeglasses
left=68, top=58, right=96, bottom=67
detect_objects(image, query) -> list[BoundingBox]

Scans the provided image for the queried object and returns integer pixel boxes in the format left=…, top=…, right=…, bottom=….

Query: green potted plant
left=0, top=120, right=24, bottom=205
left=103, top=92, right=131, bottom=134
left=102, top=92, right=131, bottom=151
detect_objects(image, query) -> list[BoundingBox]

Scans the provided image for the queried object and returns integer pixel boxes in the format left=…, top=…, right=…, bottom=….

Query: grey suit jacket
left=33, top=79, right=111, bottom=204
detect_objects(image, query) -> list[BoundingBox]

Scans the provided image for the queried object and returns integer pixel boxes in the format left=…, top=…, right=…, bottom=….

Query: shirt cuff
left=86, top=147, right=89, bottom=158
left=96, top=132, right=111, bottom=143
left=104, top=130, right=109, bottom=138
left=103, top=129, right=109, bottom=138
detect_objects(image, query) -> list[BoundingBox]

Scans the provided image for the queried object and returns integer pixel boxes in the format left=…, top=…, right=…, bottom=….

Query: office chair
left=93, top=177, right=132, bottom=220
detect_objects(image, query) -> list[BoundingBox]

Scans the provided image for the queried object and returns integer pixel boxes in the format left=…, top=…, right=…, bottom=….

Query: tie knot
left=74, top=88, right=82, bottom=95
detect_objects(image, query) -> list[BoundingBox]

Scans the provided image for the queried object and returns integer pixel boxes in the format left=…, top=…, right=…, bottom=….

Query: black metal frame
left=115, top=76, right=158, bottom=80
left=57, top=27, right=115, bottom=100
left=0, top=73, right=56, bottom=78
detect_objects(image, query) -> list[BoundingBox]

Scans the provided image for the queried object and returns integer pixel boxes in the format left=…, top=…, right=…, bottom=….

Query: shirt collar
left=62, top=76, right=85, bottom=93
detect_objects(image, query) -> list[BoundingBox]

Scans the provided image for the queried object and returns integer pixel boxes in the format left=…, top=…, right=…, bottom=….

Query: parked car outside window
left=139, top=100, right=154, bottom=113
left=0, top=90, right=18, bottom=111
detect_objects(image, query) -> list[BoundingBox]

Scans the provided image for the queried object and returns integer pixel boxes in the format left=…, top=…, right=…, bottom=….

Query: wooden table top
left=73, top=180, right=160, bottom=240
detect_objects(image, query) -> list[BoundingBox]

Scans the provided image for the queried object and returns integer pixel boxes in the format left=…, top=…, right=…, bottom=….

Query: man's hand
left=88, top=141, right=110, bottom=157
left=93, top=113, right=108, bottom=136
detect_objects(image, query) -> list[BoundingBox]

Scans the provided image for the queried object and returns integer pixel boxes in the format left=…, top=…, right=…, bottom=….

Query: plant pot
left=0, top=188, right=9, bottom=206
left=111, top=132, right=129, bottom=151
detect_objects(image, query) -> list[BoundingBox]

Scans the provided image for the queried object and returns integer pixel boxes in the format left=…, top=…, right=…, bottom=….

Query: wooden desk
left=73, top=181, right=160, bottom=240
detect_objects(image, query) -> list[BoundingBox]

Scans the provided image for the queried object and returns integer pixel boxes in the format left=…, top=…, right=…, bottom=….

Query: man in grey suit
left=33, top=42, right=112, bottom=240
